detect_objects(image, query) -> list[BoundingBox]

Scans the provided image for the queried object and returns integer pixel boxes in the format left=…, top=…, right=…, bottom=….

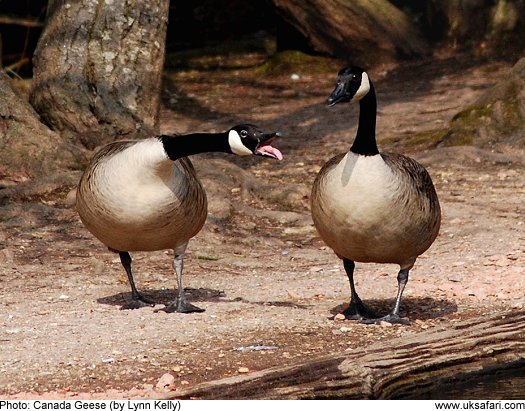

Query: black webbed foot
left=120, top=294, right=155, bottom=310
left=339, top=299, right=378, bottom=321
left=154, top=298, right=205, bottom=314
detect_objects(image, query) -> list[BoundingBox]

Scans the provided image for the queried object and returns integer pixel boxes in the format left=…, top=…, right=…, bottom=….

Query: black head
left=228, top=124, right=283, bottom=160
left=326, top=66, right=371, bottom=107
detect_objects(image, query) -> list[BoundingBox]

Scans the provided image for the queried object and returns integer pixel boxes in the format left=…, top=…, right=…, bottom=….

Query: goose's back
left=77, top=140, right=207, bottom=252
left=311, top=151, right=440, bottom=267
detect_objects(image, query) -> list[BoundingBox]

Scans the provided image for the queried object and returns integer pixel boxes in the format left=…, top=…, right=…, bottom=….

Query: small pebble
left=64, top=189, right=77, bottom=208
left=0, top=248, right=14, bottom=264
left=448, top=274, right=463, bottom=282
left=155, top=373, right=175, bottom=390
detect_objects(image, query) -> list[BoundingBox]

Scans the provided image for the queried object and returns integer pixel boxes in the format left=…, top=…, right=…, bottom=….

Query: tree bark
left=165, top=310, right=525, bottom=399
left=0, top=72, right=79, bottom=183
left=270, top=0, right=429, bottom=66
left=487, top=0, right=525, bottom=52
left=30, top=0, right=169, bottom=148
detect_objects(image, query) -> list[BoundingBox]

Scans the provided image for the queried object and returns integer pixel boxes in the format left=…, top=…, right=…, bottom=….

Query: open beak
left=256, top=132, right=283, bottom=160
left=326, top=82, right=347, bottom=107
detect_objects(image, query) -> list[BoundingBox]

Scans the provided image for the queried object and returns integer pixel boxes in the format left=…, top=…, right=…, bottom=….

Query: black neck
left=160, top=132, right=232, bottom=161
left=350, top=81, right=379, bottom=156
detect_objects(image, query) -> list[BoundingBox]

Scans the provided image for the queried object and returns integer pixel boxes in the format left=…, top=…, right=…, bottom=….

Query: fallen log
left=166, top=310, right=525, bottom=399
left=270, top=0, right=429, bottom=65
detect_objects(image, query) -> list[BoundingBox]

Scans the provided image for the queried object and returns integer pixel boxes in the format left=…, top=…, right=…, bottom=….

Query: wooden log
left=165, top=310, right=525, bottom=399
left=270, top=0, right=429, bottom=66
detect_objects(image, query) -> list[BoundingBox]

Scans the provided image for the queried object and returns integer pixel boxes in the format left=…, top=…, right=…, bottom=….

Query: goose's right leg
left=119, top=251, right=155, bottom=309
left=157, top=243, right=205, bottom=313
left=341, top=258, right=377, bottom=320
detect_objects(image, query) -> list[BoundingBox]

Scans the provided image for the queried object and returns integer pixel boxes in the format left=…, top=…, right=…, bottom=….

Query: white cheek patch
left=228, top=130, right=253, bottom=156
left=352, top=72, right=370, bottom=102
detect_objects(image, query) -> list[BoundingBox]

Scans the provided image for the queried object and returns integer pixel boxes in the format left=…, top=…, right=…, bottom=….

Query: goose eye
left=240, top=130, right=248, bottom=138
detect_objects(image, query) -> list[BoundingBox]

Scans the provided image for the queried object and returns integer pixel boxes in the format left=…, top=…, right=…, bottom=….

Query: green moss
left=444, top=93, right=524, bottom=146
left=256, top=50, right=339, bottom=77
left=441, top=129, right=474, bottom=146
left=500, top=95, right=523, bottom=129
left=441, top=104, right=493, bottom=146
left=451, top=104, right=492, bottom=123
left=196, top=254, right=220, bottom=261
left=408, top=128, right=449, bottom=147
left=382, top=128, right=449, bottom=148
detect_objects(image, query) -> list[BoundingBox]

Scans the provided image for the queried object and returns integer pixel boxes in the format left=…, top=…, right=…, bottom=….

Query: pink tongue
left=258, top=145, right=283, bottom=160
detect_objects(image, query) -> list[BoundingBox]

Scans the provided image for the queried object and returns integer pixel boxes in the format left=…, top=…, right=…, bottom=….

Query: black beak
left=326, top=82, right=346, bottom=107
left=260, top=131, right=280, bottom=143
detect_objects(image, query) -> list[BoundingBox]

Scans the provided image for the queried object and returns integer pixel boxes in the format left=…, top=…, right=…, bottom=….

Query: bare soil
left=1, top=54, right=524, bottom=399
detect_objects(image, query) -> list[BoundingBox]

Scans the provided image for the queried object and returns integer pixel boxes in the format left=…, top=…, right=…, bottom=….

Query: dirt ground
left=1, top=53, right=524, bottom=399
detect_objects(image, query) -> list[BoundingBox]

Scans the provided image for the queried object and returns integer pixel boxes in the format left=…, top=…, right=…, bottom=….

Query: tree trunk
left=270, top=0, right=429, bottom=66
left=30, top=0, right=169, bottom=148
left=166, top=310, right=525, bottom=399
left=425, top=0, right=525, bottom=55
left=0, top=72, right=80, bottom=183
left=488, top=0, right=525, bottom=52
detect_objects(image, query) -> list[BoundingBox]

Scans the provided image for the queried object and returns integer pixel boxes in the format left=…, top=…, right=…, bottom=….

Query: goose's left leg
left=363, top=267, right=410, bottom=325
left=157, top=243, right=205, bottom=314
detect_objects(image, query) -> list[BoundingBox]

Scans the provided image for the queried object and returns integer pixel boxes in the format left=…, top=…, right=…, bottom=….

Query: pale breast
left=77, top=140, right=207, bottom=252
left=311, top=152, right=440, bottom=266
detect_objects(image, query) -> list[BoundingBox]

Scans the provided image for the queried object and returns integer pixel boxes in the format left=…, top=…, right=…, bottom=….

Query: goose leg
left=341, top=259, right=377, bottom=320
left=362, top=268, right=410, bottom=325
left=119, top=251, right=155, bottom=309
left=157, top=243, right=205, bottom=313
left=382, top=268, right=410, bottom=324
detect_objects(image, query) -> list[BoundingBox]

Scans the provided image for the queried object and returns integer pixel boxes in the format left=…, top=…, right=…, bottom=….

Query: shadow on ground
left=98, top=288, right=312, bottom=310
left=97, top=287, right=226, bottom=308
left=330, top=297, right=458, bottom=322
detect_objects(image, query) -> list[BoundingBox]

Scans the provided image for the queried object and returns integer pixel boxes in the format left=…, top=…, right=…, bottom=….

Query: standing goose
left=77, top=124, right=282, bottom=313
left=311, top=66, right=441, bottom=324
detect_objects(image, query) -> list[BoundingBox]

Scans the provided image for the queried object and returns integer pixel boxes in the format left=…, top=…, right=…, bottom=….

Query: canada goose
left=311, top=66, right=441, bottom=324
left=77, top=124, right=282, bottom=313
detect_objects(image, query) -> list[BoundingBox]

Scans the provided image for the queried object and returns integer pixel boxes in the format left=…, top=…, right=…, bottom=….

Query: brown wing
left=381, top=152, right=441, bottom=222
